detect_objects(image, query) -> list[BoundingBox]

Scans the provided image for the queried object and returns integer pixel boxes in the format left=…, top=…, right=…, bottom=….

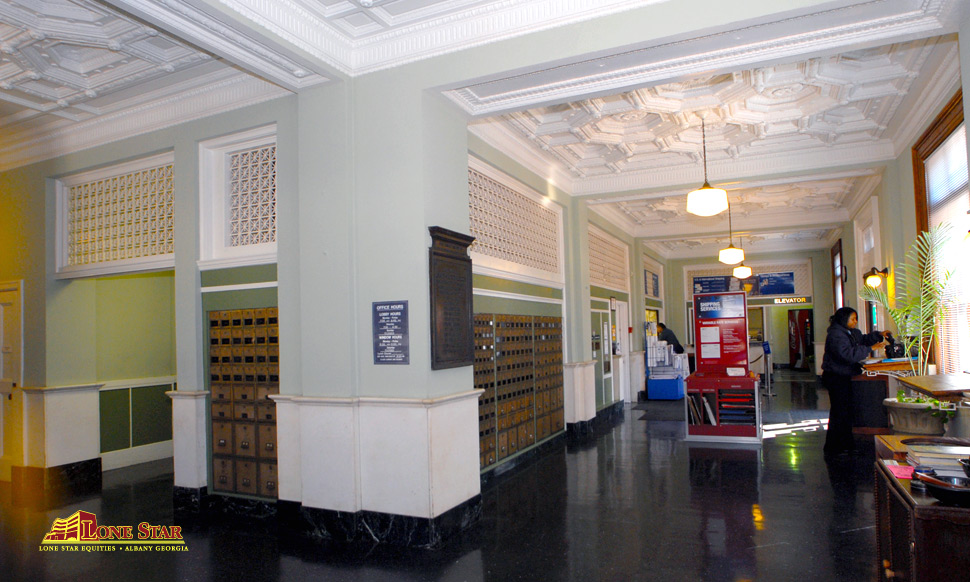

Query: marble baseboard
left=10, top=458, right=102, bottom=508
left=566, top=420, right=594, bottom=441
left=173, top=485, right=206, bottom=515
left=277, top=496, right=482, bottom=549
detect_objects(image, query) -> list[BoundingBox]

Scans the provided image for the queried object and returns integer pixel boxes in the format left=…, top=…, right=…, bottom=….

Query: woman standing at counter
left=822, top=306, right=886, bottom=456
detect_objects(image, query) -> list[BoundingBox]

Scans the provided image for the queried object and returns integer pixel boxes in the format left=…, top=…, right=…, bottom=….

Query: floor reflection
left=0, top=369, right=878, bottom=581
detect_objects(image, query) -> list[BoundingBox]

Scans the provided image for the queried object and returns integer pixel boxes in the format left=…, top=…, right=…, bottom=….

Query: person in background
left=657, top=323, right=685, bottom=354
left=821, top=306, right=886, bottom=456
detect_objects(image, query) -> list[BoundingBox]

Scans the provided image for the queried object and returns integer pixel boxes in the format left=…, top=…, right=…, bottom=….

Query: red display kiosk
left=685, top=291, right=762, bottom=443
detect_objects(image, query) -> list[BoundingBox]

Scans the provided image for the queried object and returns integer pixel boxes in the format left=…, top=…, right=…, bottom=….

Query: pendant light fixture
left=718, top=200, right=744, bottom=265
left=733, top=237, right=752, bottom=279
left=686, top=118, right=728, bottom=217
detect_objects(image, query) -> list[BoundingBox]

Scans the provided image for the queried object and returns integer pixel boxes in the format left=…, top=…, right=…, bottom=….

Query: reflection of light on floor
left=762, top=419, right=828, bottom=439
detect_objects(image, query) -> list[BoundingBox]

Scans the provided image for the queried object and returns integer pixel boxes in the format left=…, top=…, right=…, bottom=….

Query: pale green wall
left=95, top=273, right=175, bottom=381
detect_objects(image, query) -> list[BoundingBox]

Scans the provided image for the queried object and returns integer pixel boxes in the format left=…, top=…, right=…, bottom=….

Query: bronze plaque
left=429, top=226, right=475, bottom=370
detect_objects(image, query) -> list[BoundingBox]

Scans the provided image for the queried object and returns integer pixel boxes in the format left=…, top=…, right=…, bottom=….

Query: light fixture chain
left=701, top=119, right=708, bottom=184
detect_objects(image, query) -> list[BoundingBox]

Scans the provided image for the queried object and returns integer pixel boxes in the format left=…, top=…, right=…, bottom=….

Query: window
left=199, top=125, right=278, bottom=269
left=830, top=239, right=845, bottom=312
left=55, top=153, right=175, bottom=278
left=914, top=90, right=970, bottom=374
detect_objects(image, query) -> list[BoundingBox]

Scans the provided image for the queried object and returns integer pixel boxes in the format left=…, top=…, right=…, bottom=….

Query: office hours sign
left=373, top=301, right=409, bottom=365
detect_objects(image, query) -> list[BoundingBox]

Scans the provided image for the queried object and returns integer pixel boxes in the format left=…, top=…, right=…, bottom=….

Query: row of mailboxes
left=208, top=308, right=279, bottom=328
left=212, top=421, right=277, bottom=459
left=212, top=401, right=276, bottom=423
left=209, top=365, right=280, bottom=384
left=213, top=457, right=278, bottom=498
left=210, top=383, right=278, bottom=403
left=208, top=327, right=280, bottom=347
left=210, top=345, right=280, bottom=365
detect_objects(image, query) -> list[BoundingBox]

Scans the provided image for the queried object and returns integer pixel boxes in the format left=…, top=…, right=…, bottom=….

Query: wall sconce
left=863, top=267, right=889, bottom=288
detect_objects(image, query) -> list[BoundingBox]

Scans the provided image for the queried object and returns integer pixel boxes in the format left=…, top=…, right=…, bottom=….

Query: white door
left=616, top=300, right=630, bottom=402
left=0, top=281, right=23, bottom=387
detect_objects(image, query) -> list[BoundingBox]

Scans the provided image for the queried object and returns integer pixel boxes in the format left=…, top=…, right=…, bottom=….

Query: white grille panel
left=468, top=167, right=561, bottom=277
left=66, top=163, right=174, bottom=267
left=588, top=226, right=629, bottom=292
left=228, top=144, right=277, bottom=247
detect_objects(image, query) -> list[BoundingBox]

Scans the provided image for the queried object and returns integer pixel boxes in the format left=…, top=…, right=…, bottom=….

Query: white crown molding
left=572, top=140, right=898, bottom=196
left=444, top=0, right=957, bottom=116
left=843, top=174, right=885, bottom=220
left=216, top=0, right=657, bottom=76
left=469, top=121, right=577, bottom=194
left=891, top=42, right=962, bottom=157
left=102, top=0, right=330, bottom=89
left=0, top=73, right=289, bottom=172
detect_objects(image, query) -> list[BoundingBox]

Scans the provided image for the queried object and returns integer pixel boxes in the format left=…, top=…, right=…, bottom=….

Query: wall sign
left=373, top=301, right=409, bottom=365
left=428, top=226, right=475, bottom=370
left=693, top=291, right=749, bottom=373
left=774, top=296, right=809, bottom=304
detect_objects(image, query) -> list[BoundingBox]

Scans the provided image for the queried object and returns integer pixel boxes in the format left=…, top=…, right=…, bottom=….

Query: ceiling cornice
left=102, top=0, right=330, bottom=89
left=444, top=0, right=958, bottom=117
left=0, top=72, right=289, bottom=172
left=214, top=0, right=658, bottom=76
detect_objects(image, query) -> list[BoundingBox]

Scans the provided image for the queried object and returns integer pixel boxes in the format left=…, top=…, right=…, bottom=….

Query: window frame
left=54, top=152, right=175, bottom=279
left=198, top=124, right=278, bottom=271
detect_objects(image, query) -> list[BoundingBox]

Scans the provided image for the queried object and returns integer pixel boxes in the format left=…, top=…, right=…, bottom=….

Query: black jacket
left=821, top=323, right=883, bottom=376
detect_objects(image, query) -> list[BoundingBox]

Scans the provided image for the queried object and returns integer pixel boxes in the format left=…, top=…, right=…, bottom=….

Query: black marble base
left=361, top=495, right=483, bottom=549
left=10, top=458, right=101, bottom=508
left=566, top=419, right=594, bottom=441
left=280, top=501, right=359, bottom=543
left=173, top=485, right=206, bottom=514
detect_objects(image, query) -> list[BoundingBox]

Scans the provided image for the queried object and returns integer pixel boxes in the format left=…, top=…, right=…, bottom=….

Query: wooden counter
left=897, top=374, right=970, bottom=402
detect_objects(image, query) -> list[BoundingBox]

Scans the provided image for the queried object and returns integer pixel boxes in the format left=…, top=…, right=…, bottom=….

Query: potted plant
left=883, top=389, right=955, bottom=436
left=860, top=222, right=954, bottom=376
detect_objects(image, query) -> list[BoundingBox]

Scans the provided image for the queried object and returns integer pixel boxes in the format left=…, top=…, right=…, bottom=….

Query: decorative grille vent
left=228, top=144, right=277, bottom=247
left=468, top=167, right=561, bottom=278
left=588, top=226, right=629, bottom=292
left=66, top=162, right=174, bottom=267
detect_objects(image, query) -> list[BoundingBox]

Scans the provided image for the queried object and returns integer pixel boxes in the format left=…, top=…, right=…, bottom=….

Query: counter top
left=898, top=374, right=970, bottom=401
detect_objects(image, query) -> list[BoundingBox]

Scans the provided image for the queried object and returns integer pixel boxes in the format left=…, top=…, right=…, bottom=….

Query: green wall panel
left=590, top=286, right=629, bottom=302
left=472, top=295, right=562, bottom=317
left=472, top=274, right=563, bottom=300
left=100, top=389, right=131, bottom=453
left=200, top=264, right=278, bottom=288
left=131, top=384, right=173, bottom=447
left=201, top=288, right=279, bottom=312
left=96, top=272, right=175, bottom=381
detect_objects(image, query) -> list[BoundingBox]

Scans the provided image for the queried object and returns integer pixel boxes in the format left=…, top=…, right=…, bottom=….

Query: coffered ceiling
left=0, top=0, right=966, bottom=261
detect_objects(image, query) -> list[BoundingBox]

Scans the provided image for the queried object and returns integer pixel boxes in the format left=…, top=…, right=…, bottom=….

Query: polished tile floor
left=1, top=369, right=879, bottom=581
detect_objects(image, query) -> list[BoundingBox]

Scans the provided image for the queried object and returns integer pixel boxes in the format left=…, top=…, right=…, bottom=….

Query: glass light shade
left=733, top=264, right=752, bottom=279
left=865, top=273, right=883, bottom=288
left=718, top=244, right=744, bottom=265
left=686, top=183, right=728, bottom=216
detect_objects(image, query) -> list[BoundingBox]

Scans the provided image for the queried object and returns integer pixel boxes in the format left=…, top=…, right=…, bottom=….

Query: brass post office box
left=232, top=385, right=255, bottom=403
left=218, top=365, right=232, bottom=383
left=230, top=365, right=244, bottom=383
left=242, top=346, right=256, bottom=364
left=219, top=329, right=232, bottom=345
left=233, top=422, right=257, bottom=457
left=266, top=307, right=278, bottom=325
left=257, top=424, right=277, bottom=459
left=233, top=401, right=255, bottom=421
left=257, top=402, right=276, bottom=422
left=242, top=309, right=255, bottom=326
left=497, top=431, right=509, bottom=459
left=268, top=346, right=279, bottom=363
left=258, top=462, right=278, bottom=498
left=211, top=402, right=232, bottom=420
left=235, top=460, right=258, bottom=495
left=219, top=346, right=233, bottom=364
left=255, top=346, right=268, bottom=364
left=211, top=384, right=231, bottom=402
left=242, top=328, right=256, bottom=346
left=213, top=458, right=234, bottom=492
left=254, top=325, right=268, bottom=342
left=231, top=328, right=244, bottom=346
left=256, top=384, right=278, bottom=402
left=507, top=431, right=518, bottom=454
left=255, top=365, right=269, bottom=384
left=212, top=422, right=233, bottom=454
left=254, top=308, right=267, bottom=326
left=217, top=311, right=232, bottom=327
left=229, top=311, right=242, bottom=327
left=208, top=311, right=221, bottom=329
left=243, top=365, right=256, bottom=383
left=267, top=327, right=279, bottom=344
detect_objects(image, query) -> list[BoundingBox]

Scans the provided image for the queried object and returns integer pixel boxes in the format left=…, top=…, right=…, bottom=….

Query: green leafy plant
left=860, top=222, right=954, bottom=376
left=895, top=389, right=956, bottom=423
